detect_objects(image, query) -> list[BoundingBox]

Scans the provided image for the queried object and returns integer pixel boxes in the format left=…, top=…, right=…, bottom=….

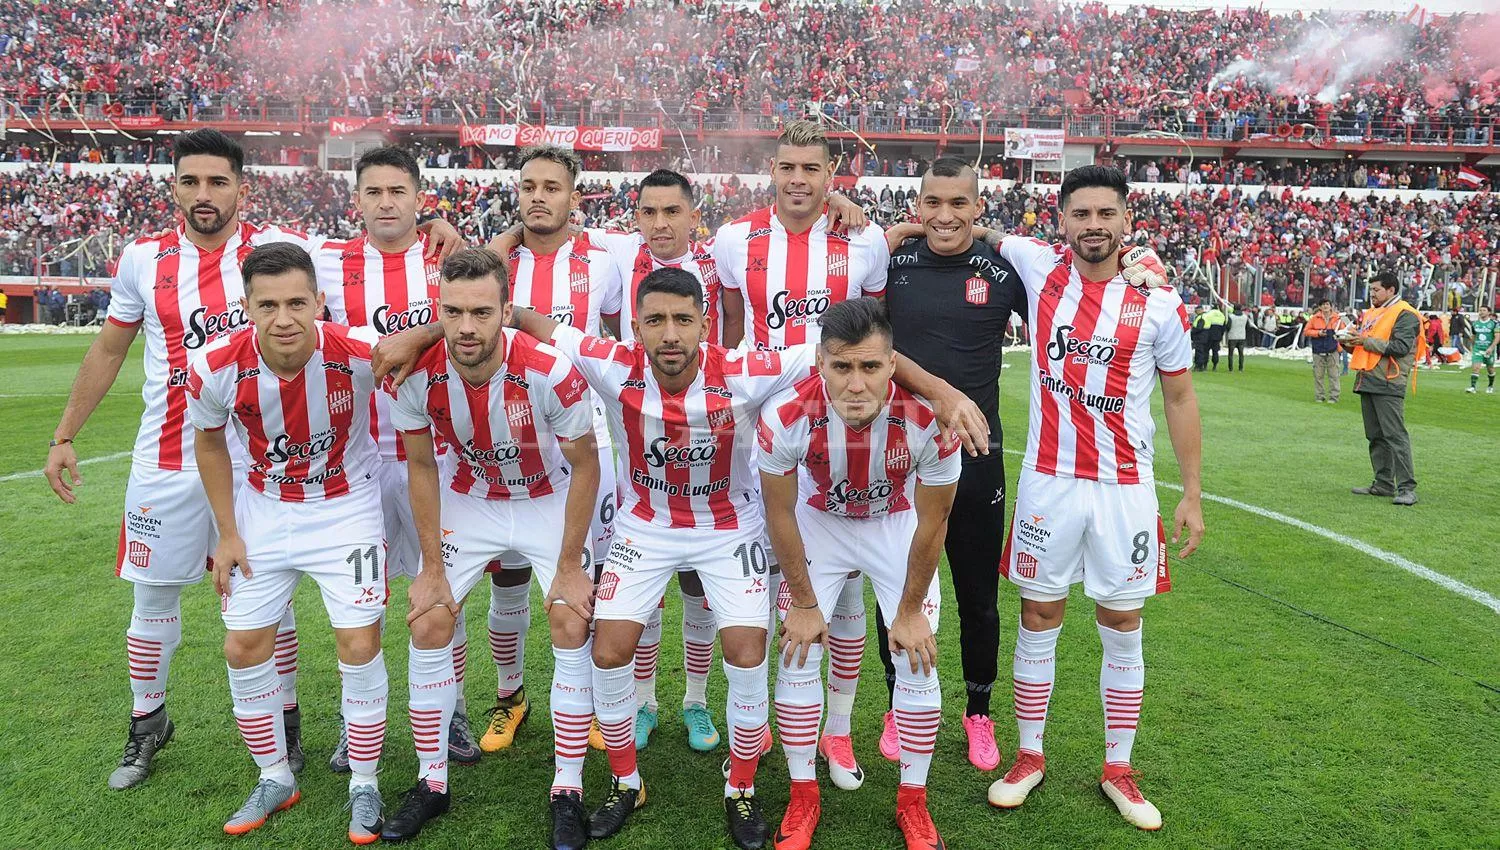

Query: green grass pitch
left=0, top=334, right=1496, bottom=849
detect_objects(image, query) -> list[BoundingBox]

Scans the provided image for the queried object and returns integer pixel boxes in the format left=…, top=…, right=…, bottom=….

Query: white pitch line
left=0, top=450, right=133, bottom=483
left=994, top=449, right=1500, bottom=615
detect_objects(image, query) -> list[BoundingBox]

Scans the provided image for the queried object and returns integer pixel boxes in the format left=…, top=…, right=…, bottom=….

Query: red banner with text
left=458, top=124, right=663, bottom=151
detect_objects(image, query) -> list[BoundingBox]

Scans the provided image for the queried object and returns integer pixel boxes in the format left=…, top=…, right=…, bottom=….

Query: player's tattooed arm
left=891, top=481, right=956, bottom=675
left=401, top=429, right=454, bottom=624
left=548, top=432, right=600, bottom=624
left=891, top=354, right=990, bottom=457
left=972, top=225, right=1007, bottom=251
left=1160, top=371, right=1204, bottom=558
left=197, top=428, right=249, bottom=598
left=760, top=469, right=826, bottom=668
left=884, top=220, right=925, bottom=253
left=45, top=319, right=141, bottom=503
left=371, top=323, right=444, bottom=388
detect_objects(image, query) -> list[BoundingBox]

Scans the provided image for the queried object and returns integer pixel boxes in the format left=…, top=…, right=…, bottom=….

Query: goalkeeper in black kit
left=877, top=157, right=1171, bottom=775
left=875, top=156, right=1026, bottom=772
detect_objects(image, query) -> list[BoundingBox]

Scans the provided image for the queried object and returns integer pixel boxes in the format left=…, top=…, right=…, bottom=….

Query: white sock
left=593, top=660, right=639, bottom=788
left=228, top=657, right=292, bottom=786
left=408, top=643, right=456, bottom=793
left=824, top=574, right=865, bottom=738
left=341, top=653, right=388, bottom=790
left=893, top=652, right=941, bottom=789
left=774, top=644, right=823, bottom=782
left=489, top=582, right=530, bottom=699
left=274, top=606, right=299, bottom=711
left=634, top=602, right=662, bottom=710
left=1013, top=623, right=1060, bottom=758
left=452, top=614, right=468, bottom=714
left=551, top=642, right=593, bottom=796
left=724, top=658, right=769, bottom=797
left=127, top=584, right=181, bottom=718
left=681, top=591, right=716, bottom=708
left=1098, top=622, right=1145, bottom=769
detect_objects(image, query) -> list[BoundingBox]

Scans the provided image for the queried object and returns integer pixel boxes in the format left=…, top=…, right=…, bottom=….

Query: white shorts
left=223, top=487, right=388, bottom=631
left=441, top=488, right=580, bottom=603
left=378, top=460, right=422, bottom=579
left=774, top=506, right=939, bottom=631
left=491, top=409, right=616, bottom=572
left=1002, top=467, right=1171, bottom=610
left=116, top=464, right=220, bottom=585
left=596, top=510, right=772, bottom=630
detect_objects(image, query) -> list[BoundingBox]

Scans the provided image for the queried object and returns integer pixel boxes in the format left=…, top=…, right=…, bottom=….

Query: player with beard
left=314, top=146, right=482, bottom=771
left=380, top=249, right=601, bottom=847
left=472, top=146, right=622, bottom=757
left=984, top=166, right=1204, bottom=830
left=502, top=269, right=985, bottom=850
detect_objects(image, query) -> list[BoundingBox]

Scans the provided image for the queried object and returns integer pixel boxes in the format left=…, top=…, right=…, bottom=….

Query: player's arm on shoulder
left=1159, top=369, right=1204, bottom=558
left=372, top=322, right=443, bottom=388
left=884, top=220, right=924, bottom=253
left=892, top=356, right=989, bottom=457
left=416, top=216, right=463, bottom=260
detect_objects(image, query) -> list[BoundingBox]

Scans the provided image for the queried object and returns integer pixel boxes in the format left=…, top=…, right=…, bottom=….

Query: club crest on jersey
left=885, top=446, right=911, bottom=471
left=569, top=271, right=590, bottom=294
left=329, top=389, right=354, bottom=416
left=424, top=261, right=442, bottom=290
left=596, top=571, right=620, bottom=601
left=126, top=541, right=152, bottom=570
left=1015, top=551, right=1039, bottom=579
left=776, top=580, right=792, bottom=614
left=964, top=276, right=990, bottom=305
left=707, top=407, right=734, bottom=431
left=506, top=401, right=533, bottom=428
left=826, top=252, right=848, bottom=278
left=1119, top=302, right=1147, bottom=328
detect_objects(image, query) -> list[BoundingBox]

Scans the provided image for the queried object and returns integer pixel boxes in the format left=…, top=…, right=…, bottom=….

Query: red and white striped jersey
left=712, top=207, right=888, bottom=350
left=549, top=324, right=817, bottom=530
left=186, top=323, right=380, bottom=502
left=387, top=329, right=593, bottom=501
left=593, top=230, right=725, bottom=346
left=758, top=374, right=960, bottom=518
left=316, top=234, right=442, bottom=463
left=105, top=221, right=311, bottom=471
left=506, top=231, right=623, bottom=335
left=1000, top=237, right=1193, bottom=485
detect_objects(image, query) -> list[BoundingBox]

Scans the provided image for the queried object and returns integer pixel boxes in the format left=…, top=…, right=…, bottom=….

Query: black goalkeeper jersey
left=884, top=237, right=1026, bottom=461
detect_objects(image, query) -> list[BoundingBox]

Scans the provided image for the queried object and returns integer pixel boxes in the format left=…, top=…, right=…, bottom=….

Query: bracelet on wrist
left=792, top=601, right=820, bottom=610
left=49, top=437, right=73, bottom=447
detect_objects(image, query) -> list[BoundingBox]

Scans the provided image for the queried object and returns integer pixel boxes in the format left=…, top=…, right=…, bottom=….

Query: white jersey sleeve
left=755, top=388, right=805, bottom=477
left=1000, top=235, right=1064, bottom=295
left=724, top=342, right=818, bottom=407
left=854, top=224, right=891, bottom=296
left=185, top=350, right=231, bottom=431
left=540, top=355, right=595, bottom=441
left=105, top=245, right=145, bottom=326
left=711, top=224, right=747, bottom=291
left=914, top=417, right=962, bottom=487
left=1151, top=290, right=1194, bottom=375
left=549, top=323, right=630, bottom=390
left=387, top=368, right=432, bottom=433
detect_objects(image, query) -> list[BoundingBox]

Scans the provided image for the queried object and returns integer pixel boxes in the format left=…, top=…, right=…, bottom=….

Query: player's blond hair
left=776, top=120, right=831, bottom=162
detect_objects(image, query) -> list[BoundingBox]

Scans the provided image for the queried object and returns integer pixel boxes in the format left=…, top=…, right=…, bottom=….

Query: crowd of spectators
left=0, top=163, right=1491, bottom=315
left=2, top=0, right=1498, bottom=143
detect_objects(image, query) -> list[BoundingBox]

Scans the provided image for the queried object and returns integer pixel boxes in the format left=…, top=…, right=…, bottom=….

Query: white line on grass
left=0, top=450, right=132, bottom=483
left=995, top=449, right=1500, bottom=615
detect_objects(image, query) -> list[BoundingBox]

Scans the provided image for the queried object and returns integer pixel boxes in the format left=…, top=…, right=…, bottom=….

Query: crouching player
left=758, top=297, right=960, bottom=850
